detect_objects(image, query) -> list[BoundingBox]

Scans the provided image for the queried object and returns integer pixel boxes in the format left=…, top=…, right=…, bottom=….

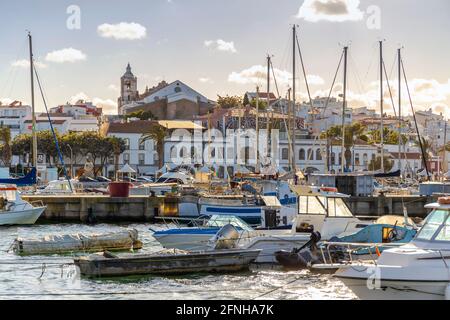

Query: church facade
left=117, top=64, right=216, bottom=119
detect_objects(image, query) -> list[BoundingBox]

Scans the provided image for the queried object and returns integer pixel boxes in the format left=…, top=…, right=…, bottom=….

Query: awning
left=118, top=164, right=137, bottom=174
left=158, top=120, right=204, bottom=130
left=261, top=196, right=282, bottom=209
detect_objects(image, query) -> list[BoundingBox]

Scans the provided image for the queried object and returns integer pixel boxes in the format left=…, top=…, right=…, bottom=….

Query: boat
left=334, top=197, right=450, bottom=300
left=0, top=168, right=37, bottom=187
left=152, top=186, right=377, bottom=264
left=37, top=179, right=84, bottom=194
left=151, top=215, right=256, bottom=251
left=74, top=249, right=261, bottom=278
left=0, top=184, right=46, bottom=225
left=12, top=229, right=142, bottom=256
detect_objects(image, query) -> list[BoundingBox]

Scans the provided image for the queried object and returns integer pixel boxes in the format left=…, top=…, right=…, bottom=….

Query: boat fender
left=445, top=284, right=450, bottom=300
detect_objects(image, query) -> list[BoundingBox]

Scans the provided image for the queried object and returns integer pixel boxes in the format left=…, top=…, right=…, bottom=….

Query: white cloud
left=306, top=74, right=325, bottom=85
left=228, top=65, right=291, bottom=87
left=92, top=98, right=117, bottom=114
left=45, top=48, right=87, bottom=63
left=204, top=39, right=237, bottom=53
left=11, top=59, right=47, bottom=69
left=97, top=22, right=147, bottom=40
left=297, top=0, right=364, bottom=22
left=69, top=92, right=117, bottom=114
left=199, top=77, right=213, bottom=84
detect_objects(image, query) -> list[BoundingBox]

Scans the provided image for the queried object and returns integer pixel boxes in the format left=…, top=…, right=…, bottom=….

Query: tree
left=414, top=137, right=433, bottom=164
left=249, top=99, right=267, bottom=110
left=11, top=130, right=61, bottom=165
left=368, top=127, right=407, bottom=145
left=243, top=94, right=250, bottom=106
left=369, top=156, right=394, bottom=172
left=141, top=124, right=169, bottom=170
left=217, top=95, right=242, bottom=109
left=0, top=127, right=12, bottom=167
left=125, top=110, right=156, bottom=121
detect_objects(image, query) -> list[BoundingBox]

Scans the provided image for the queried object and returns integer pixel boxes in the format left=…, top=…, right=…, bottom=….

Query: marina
left=1, top=0, right=450, bottom=304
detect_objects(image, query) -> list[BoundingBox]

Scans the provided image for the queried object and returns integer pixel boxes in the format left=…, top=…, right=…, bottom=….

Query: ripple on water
left=0, top=224, right=356, bottom=300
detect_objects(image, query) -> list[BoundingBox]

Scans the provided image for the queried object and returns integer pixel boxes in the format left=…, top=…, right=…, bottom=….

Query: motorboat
left=335, top=198, right=450, bottom=300
left=0, top=184, right=46, bottom=225
left=152, top=186, right=380, bottom=264
left=38, top=179, right=84, bottom=194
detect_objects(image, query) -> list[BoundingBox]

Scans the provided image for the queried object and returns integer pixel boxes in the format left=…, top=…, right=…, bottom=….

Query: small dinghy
left=74, top=249, right=261, bottom=278
left=12, top=229, right=142, bottom=256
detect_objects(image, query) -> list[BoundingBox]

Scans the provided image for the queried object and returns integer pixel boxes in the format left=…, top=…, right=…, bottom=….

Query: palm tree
left=414, top=137, right=433, bottom=166
left=141, top=124, right=168, bottom=170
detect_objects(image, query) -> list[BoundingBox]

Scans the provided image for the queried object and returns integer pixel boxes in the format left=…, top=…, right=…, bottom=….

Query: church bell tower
left=118, top=63, right=139, bottom=114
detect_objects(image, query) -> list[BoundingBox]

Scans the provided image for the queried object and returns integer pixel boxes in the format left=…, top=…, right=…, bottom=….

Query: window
left=124, top=139, right=130, bottom=150
left=139, top=154, right=145, bottom=166
left=299, top=149, right=306, bottom=160
left=316, top=149, right=322, bottom=161
left=327, top=198, right=353, bottom=217
left=363, top=154, right=368, bottom=166
left=108, top=156, right=114, bottom=165
left=282, top=148, right=289, bottom=160
left=299, top=196, right=326, bottom=215
left=139, top=140, right=145, bottom=151
left=174, top=86, right=182, bottom=93
left=416, top=210, right=450, bottom=242
left=355, top=153, right=360, bottom=166
left=331, top=152, right=336, bottom=165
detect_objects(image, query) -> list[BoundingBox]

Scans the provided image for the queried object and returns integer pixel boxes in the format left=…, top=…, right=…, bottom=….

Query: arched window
left=299, top=149, right=306, bottom=160
left=363, top=153, right=368, bottom=166
left=331, top=152, right=336, bottom=165
left=316, top=149, right=322, bottom=161
left=355, top=153, right=360, bottom=166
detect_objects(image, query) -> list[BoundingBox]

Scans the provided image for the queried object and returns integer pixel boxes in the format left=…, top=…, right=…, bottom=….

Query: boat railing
left=153, top=215, right=210, bottom=228
left=318, top=241, right=405, bottom=266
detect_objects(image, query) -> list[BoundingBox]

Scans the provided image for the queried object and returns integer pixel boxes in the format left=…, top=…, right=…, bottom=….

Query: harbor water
left=0, top=223, right=356, bottom=300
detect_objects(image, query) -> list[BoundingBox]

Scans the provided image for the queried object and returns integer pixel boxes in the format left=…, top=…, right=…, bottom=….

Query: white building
left=0, top=101, right=32, bottom=138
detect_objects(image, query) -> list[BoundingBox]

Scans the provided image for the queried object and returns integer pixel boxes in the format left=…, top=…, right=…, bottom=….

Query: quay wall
left=22, top=195, right=165, bottom=223
left=22, top=194, right=437, bottom=223
left=345, top=195, right=438, bottom=218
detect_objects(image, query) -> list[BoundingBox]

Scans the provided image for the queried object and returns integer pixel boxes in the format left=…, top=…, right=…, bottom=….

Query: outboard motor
left=210, top=224, right=240, bottom=250
left=275, top=232, right=322, bottom=269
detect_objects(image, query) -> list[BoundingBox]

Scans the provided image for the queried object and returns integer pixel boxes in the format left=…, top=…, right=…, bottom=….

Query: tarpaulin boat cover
left=13, top=229, right=140, bottom=255
left=374, top=170, right=401, bottom=178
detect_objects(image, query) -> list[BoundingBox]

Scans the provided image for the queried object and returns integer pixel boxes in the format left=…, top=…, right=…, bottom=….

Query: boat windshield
left=206, top=215, right=254, bottom=231
left=416, top=209, right=450, bottom=242
left=299, top=196, right=327, bottom=215
left=327, top=198, right=354, bottom=217
left=0, top=189, right=16, bottom=201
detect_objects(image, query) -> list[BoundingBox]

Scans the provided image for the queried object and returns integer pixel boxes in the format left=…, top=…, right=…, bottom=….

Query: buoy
left=445, top=284, right=450, bottom=300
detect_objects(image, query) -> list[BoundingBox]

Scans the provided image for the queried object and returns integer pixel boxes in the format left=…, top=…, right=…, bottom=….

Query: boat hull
left=74, top=249, right=261, bottom=278
left=0, top=206, right=46, bottom=225
left=152, top=231, right=216, bottom=251
left=335, top=276, right=448, bottom=300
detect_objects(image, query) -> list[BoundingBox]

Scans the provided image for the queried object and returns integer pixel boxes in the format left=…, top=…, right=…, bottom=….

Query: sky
left=1, top=0, right=450, bottom=117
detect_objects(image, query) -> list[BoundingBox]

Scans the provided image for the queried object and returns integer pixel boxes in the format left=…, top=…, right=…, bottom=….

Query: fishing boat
left=74, top=249, right=261, bottom=278
left=0, top=184, right=46, bottom=225
left=335, top=197, right=450, bottom=300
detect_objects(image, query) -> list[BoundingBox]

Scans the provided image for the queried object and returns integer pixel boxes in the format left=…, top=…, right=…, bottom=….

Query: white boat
left=335, top=198, right=450, bottom=300
left=153, top=186, right=373, bottom=263
left=38, top=179, right=83, bottom=194
left=0, top=185, right=46, bottom=225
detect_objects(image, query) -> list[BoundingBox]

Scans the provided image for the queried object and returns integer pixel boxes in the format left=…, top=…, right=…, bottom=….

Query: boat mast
left=340, top=46, right=348, bottom=173
left=398, top=47, right=402, bottom=178
left=288, top=88, right=293, bottom=171
left=292, top=25, right=297, bottom=172
left=379, top=40, right=385, bottom=172
left=267, top=54, right=271, bottom=161
left=28, top=32, right=37, bottom=170
left=256, top=85, right=260, bottom=173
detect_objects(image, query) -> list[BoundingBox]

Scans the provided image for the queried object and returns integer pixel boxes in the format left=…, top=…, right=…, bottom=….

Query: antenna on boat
left=292, top=24, right=298, bottom=173
left=379, top=40, right=386, bottom=173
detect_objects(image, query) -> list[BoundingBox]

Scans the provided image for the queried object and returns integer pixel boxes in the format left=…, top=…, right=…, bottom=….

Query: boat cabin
left=290, top=185, right=369, bottom=239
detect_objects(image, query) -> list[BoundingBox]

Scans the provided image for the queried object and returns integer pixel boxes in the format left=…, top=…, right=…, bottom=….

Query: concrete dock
left=22, top=194, right=437, bottom=223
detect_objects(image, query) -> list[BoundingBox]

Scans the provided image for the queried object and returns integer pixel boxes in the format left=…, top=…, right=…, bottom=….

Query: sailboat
left=0, top=33, right=46, bottom=225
